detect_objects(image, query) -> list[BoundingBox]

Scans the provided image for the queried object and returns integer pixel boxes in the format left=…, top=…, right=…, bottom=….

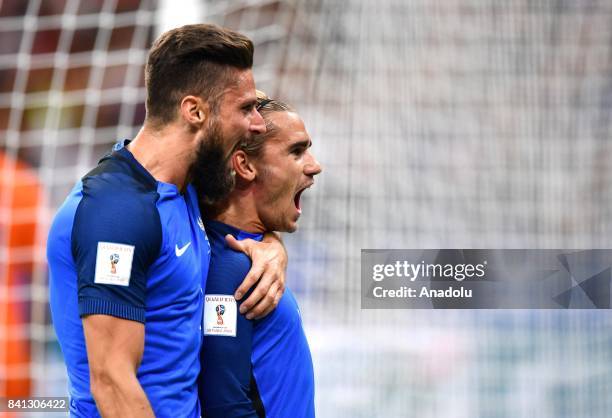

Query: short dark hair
left=145, top=24, right=254, bottom=125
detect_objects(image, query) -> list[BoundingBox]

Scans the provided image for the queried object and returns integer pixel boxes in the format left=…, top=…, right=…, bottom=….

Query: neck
left=212, top=188, right=265, bottom=234
left=127, top=121, right=198, bottom=191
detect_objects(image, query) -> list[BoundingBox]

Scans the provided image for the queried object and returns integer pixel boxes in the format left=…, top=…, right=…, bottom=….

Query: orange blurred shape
left=0, top=151, right=42, bottom=397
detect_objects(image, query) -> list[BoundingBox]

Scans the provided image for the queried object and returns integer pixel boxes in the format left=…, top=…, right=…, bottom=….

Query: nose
left=250, top=108, right=266, bottom=135
left=304, top=152, right=322, bottom=177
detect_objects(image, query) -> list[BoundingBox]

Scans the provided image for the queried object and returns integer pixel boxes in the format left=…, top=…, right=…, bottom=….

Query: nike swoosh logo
left=175, top=242, right=191, bottom=257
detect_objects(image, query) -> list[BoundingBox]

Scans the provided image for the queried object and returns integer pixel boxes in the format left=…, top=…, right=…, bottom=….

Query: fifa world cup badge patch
left=94, top=242, right=135, bottom=286
left=204, top=295, right=237, bottom=337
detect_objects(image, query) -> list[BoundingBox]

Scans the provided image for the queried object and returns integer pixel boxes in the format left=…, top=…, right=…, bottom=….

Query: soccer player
left=198, top=93, right=322, bottom=417
left=47, top=25, right=288, bottom=418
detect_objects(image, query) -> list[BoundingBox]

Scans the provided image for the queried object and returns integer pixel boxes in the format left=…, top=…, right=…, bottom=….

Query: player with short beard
left=47, top=25, right=288, bottom=418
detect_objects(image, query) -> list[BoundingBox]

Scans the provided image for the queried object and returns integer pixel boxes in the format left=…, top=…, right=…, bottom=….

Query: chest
left=148, top=193, right=211, bottom=300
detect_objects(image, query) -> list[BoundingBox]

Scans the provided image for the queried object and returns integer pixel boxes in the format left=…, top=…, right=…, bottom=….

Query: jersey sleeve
left=72, top=177, right=161, bottom=324
left=200, top=250, right=261, bottom=418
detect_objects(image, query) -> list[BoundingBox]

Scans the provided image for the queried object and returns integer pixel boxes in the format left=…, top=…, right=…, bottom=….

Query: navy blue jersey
left=199, top=220, right=315, bottom=418
left=48, top=141, right=210, bottom=417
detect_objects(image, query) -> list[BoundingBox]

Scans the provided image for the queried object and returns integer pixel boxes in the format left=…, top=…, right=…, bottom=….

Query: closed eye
left=241, top=100, right=257, bottom=113
left=288, top=140, right=311, bottom=156
left=290, top=146, right=307, bottom=156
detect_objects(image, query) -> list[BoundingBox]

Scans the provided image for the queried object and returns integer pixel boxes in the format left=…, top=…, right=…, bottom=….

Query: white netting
left=0, top=0, right=158, bottom=410
left=1, top=0, right=612, bottom=417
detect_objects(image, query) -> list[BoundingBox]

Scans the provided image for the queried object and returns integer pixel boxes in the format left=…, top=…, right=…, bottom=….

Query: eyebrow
left=240, top=98, right=257, bottom=108
left=287, top=139, right=312, bottom=151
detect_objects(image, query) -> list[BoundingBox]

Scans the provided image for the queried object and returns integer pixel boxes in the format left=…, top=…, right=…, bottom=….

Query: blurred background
left=1, top=0, right=612, bottom=417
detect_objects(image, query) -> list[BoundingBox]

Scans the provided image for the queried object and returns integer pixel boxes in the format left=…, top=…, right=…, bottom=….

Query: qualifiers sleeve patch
left=94, top=242, right=135, bottom=286
left=204, top=294, right=237, bottom=337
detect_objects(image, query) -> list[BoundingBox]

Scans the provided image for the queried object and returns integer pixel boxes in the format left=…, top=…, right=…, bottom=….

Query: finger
left=273, top=287, right=283, bottom=305
left=240, top=271, right=274, bottom=315
left=253, top=283, right=283, bottom=320
left=235, top=262, right=265, bottom=302
left=276, top=269, right=286, bottom=295
left=225, top=234, right=250, bottom=255
left=248, top=281, right=279, bottom=320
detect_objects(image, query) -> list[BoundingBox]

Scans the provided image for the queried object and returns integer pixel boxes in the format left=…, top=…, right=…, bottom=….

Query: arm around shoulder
left=226, top=232, right=287, bottom=319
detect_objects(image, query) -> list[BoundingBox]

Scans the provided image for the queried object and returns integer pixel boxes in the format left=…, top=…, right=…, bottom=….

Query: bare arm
left=82, top=315, right=154, bottom=418
left=226, top=231, right=287, bottom=319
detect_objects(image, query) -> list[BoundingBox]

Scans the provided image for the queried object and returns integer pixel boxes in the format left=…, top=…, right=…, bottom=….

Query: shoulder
left=206, top=241, right=251, bottom=294
left=81, top=151, right=158, bottom=204
left=72, top=152, right=162, bottom=258
left=80, top=152, right=159, bottom=219
left=204, top=223, right=251, bottom=294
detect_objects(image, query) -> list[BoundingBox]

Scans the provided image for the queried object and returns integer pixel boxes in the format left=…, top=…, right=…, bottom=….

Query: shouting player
left=198, top=92, right=322, bottom=417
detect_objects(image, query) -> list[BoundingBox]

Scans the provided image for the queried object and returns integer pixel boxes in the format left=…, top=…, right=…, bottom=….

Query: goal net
left=1, top=0, right=612, bottom=417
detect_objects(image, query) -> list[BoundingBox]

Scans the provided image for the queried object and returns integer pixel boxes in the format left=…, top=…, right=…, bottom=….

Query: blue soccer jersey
left=48, top=141, right=209, bottom=417
left=199, top=220, right=315, bottom=418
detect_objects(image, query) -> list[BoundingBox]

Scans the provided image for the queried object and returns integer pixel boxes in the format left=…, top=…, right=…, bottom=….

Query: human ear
left=179, top=95, right=209, bottom=127
left=231, top=150, right=256, bottom=182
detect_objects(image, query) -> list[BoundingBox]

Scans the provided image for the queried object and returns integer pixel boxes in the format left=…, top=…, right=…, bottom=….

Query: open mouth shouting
left=294, top=182, right=314, bottom=215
